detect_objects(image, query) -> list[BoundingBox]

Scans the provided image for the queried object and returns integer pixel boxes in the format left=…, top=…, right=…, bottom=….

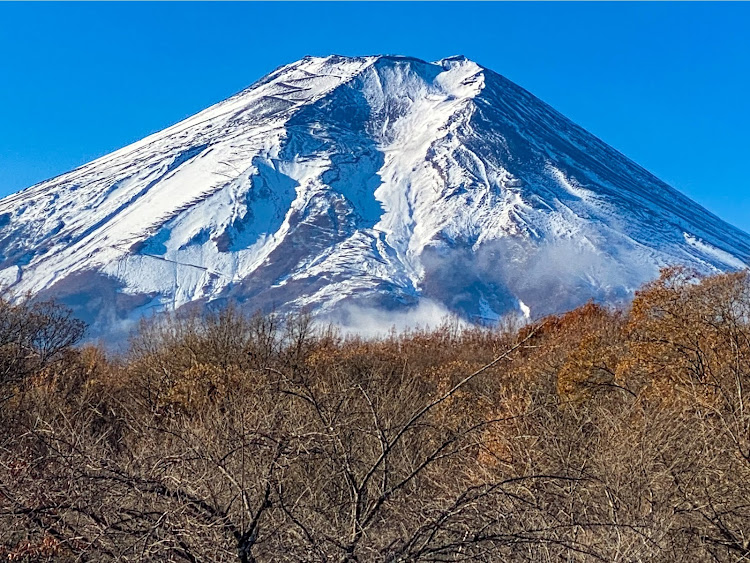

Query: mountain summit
left=1, top=55, right=748, bottom=336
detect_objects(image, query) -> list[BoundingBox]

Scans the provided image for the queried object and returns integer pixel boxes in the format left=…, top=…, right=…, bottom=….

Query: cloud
left=327, top=298, right=466, bottom=338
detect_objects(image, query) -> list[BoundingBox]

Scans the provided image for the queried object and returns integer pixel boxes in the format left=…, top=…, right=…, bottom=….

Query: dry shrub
left=2, top=270, right=750, bottom=561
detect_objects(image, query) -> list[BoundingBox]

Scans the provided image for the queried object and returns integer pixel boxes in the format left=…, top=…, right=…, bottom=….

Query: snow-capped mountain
left=1, top=54, right=749, bottom=337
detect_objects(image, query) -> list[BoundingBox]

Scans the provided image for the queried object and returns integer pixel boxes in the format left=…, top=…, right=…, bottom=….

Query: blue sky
left=1, top=2, right=749, bottom=230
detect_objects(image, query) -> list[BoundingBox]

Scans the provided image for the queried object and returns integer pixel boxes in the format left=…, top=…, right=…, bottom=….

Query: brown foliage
left=2, top=269, right=750, bottom=561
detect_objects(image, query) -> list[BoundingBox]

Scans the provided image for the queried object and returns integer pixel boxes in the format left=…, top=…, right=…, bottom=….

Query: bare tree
left=3, top=273, right=750, bottom=561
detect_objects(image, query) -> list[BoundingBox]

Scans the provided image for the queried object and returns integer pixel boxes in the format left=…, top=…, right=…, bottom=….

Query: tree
left=0, top=294, right=85, bottom=404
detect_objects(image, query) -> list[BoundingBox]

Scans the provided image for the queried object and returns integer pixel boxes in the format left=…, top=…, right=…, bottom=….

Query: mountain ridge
left=1, top=54, right=748, bottom=338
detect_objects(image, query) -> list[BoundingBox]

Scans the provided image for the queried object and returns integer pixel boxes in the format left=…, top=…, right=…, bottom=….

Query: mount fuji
left=1, top=54, right=749, bottom=338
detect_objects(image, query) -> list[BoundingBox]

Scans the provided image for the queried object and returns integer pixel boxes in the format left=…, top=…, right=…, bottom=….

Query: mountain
left=1, top=54, right=749, bottom=338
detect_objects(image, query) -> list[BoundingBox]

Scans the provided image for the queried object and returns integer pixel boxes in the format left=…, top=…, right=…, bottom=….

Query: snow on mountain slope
left=1, top=54, right=748, bottom=337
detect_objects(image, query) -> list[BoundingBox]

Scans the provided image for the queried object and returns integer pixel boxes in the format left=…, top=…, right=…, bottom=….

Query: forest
left=1, top=267, right=749, bottom=562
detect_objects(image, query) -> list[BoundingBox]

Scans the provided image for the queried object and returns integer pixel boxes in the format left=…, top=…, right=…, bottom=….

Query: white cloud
left=328, top=298, right=466, bottom=338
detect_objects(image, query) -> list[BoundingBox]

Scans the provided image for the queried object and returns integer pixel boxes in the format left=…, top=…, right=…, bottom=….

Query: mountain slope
left=1, top=54, right=748, bottom=336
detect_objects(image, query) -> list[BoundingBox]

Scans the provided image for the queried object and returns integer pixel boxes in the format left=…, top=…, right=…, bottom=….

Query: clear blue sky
left=1, top=2, right=749, bottom=230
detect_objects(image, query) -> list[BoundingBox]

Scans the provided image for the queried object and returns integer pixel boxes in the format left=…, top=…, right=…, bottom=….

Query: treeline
left=1, top=267, right=749, bottom=562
